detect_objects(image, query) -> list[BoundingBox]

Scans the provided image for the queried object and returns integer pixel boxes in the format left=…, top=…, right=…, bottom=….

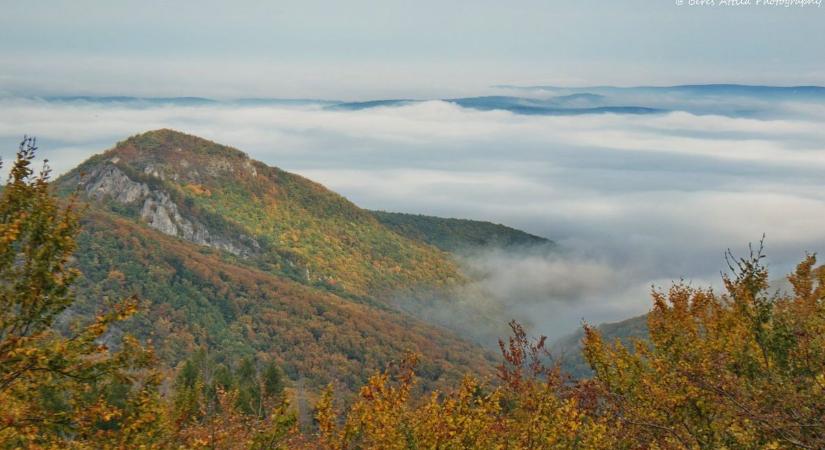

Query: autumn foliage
left=0, top=138, right=162, bottom=448
left=61, top=129, right=494, bottom=396
left=310, top=247, right=825, bottom=449
left=584, top=244, right=825, bottom=448
left=2, top=137, right=824, bottom=448
left=314, top=325, right=616, bottom=449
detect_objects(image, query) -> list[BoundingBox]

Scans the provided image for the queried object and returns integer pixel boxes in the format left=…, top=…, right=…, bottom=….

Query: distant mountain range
left=331, top=96, right=664, bottom=115
left=496, top=83, right=825, bottom=97
left=17, top=84, right=824, bottom=119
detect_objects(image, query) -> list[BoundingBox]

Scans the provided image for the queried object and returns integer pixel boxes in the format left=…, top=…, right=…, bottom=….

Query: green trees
left=170, top=350, right=296, bottom=449
left=371, top=210, right=552, bottom=253
left=0, top=137, right=162, bottom=447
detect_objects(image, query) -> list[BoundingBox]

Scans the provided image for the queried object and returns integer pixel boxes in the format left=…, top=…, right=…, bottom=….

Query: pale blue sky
left=1, top=0, right=823, bottom=99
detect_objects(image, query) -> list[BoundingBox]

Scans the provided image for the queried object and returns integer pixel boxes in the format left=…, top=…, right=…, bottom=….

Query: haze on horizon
left=2, top=0, right=825, bottom=99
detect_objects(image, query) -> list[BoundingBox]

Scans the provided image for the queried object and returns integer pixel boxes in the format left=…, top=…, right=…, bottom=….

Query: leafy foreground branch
left=0, top=138, right=162, bottom=447
left=1, top=138, right=824, bottom=449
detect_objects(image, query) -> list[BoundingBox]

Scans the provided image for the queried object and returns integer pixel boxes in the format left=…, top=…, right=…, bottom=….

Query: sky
left=1, top=1, right=824, bottom=340
left=2, top=0, right=825, bottom=99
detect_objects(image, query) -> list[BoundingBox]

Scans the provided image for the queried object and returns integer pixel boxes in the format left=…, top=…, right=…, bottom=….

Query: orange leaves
left=788, top=253, right=824, bottom=304
left=411, top=376, right=504, bottom=448
left=315, top=385, right=339, bottom=447
left=106, top=269, right=126, bottom=284
left=497, top=320, right=551, bottom=391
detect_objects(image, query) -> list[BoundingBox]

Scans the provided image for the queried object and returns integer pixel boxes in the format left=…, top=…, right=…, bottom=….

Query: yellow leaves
left=580, top=253, right=825, bottom=449
left=116, top=298, right=140, bottom=320
left=814, top=373, right=825, bottom=395
left=184, top=183, right=211, bottom=196
left=315, top=384, right=339, bottom=447
left=313, top=345, right=618, bottom=450
left=7, top=345, right=40, bottom=359
left=86, top=319, right=108, bottom=337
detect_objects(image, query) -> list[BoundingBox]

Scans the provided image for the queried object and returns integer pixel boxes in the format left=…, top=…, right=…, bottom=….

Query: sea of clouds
left=1, top=94, right=824, bottom=340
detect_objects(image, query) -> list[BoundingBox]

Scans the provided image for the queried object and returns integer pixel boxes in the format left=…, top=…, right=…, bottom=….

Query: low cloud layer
left=458, top=246, right=651, bottom=342
left=1, top=95, right=824, bottom=340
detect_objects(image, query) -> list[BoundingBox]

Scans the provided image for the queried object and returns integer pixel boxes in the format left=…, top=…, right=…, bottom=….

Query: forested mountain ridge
left=52, top=129, right=501, bottom=393
left=370, top=210, right=553, bottom=253
left=68, top=209, right=494, bottom=392
left=57, top=129, right=463, bottom=299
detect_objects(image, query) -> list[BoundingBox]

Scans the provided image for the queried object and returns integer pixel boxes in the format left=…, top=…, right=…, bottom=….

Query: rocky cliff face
left=85, top=163, right=150, bottom=204
left=83, top=161, right=257, bottom=257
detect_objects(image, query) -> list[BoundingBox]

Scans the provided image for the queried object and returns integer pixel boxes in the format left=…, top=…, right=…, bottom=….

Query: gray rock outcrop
left=84, top=163, right=256, bottom=257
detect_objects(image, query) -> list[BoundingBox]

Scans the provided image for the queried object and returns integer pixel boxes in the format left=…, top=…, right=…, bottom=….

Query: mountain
left=445, top=96, right=662, bottom=115
left=329, top=99, right=416, bottom=110
left=58, top=130, right=463, bottom=298
left=55, top=129, right=499, bottom=393
left=370, top=210, right=553, bottom=253
left=496, top=84, right=825, bottom=99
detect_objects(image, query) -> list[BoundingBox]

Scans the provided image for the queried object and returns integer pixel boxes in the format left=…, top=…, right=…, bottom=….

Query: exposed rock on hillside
left=82, top=162, right=256, bottom=256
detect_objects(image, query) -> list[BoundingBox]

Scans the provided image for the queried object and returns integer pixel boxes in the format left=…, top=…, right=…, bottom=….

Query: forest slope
left=55, top=130, right=498, bottom=393
left=371, top=210, right=552, bottom=253
left=57, top=130, right=463, bottom=299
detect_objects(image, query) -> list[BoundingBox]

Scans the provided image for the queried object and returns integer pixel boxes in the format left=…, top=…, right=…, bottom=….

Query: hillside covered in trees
left=370, top=210, right=553, bottom=253
left=2, top=135, right=824, bottom=448
left=52, top=130, right=511, bottom=394
left=57, top=130, right=465, bottom=298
